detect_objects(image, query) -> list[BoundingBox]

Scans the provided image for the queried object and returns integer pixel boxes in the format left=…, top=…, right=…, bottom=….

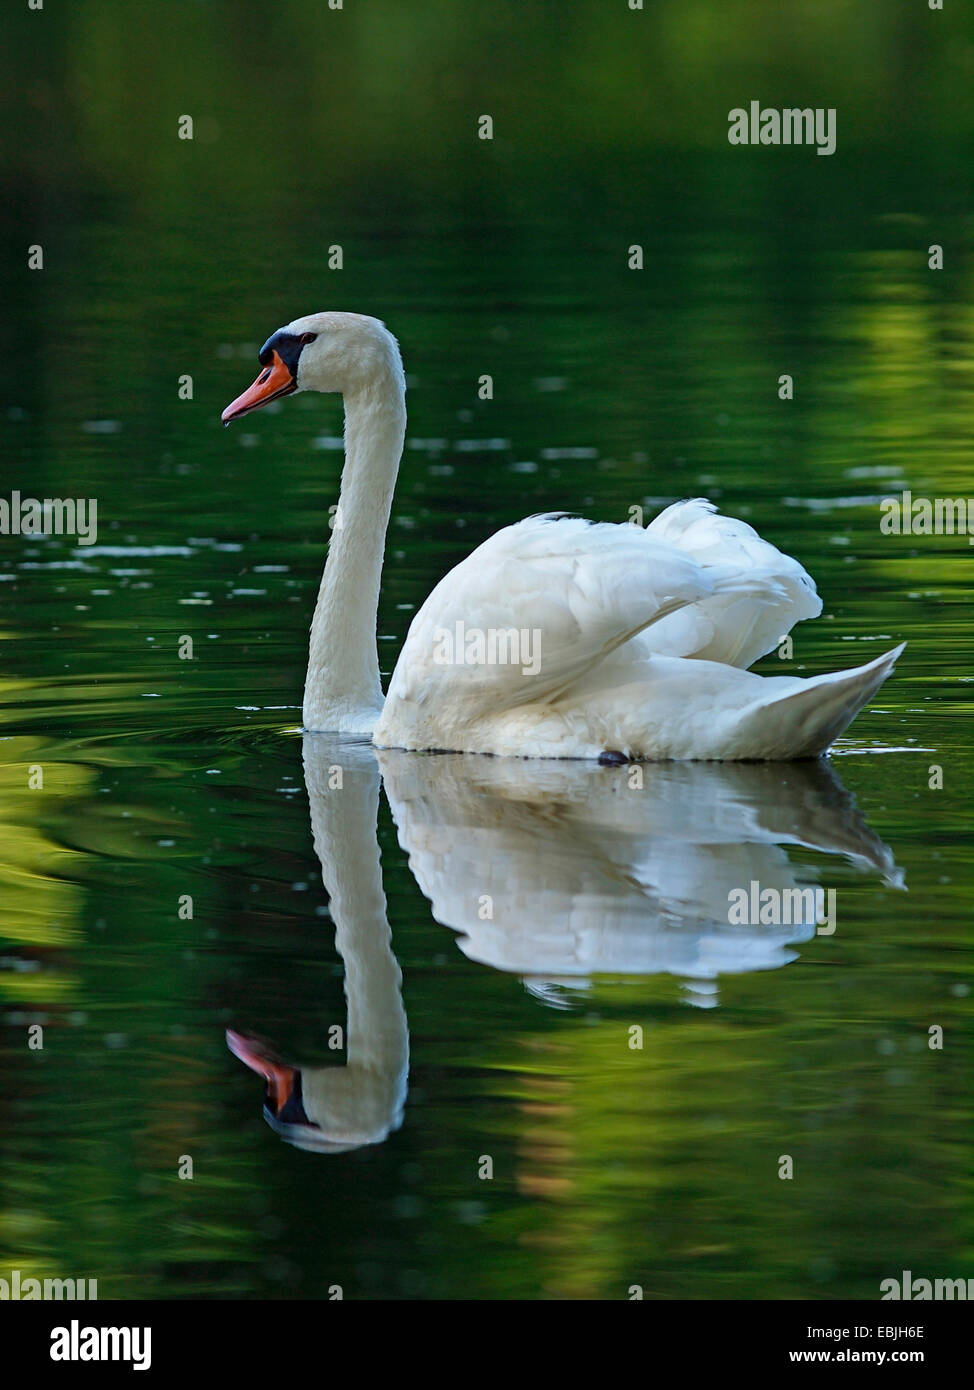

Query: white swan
left=222, top=311, right=904, bottom=759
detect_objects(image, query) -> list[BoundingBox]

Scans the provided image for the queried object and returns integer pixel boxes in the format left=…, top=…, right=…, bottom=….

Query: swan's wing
left=642, top=498, right=822, bottom=668
left=382, top=513, right=754, bottom=716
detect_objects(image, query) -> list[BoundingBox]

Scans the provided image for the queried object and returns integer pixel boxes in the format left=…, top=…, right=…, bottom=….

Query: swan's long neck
left=303, top=369, right=406, bottom=732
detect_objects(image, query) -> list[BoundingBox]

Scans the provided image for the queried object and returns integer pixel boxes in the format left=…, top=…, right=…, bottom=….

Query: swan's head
left=221, top=311, right=403, bottom=425
left=227, top=1030, right=405, bottom=1154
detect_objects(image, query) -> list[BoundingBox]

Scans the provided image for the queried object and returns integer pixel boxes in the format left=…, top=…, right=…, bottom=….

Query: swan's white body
left=223, top=312, right=904, bottom=760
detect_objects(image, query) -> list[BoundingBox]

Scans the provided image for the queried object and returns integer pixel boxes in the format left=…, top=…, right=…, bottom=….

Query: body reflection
left=231, top=745, right=899, bottom=1149
left=228, top=736, right=408, bottom=1152
left=378, top=752, right=901, bottom=1008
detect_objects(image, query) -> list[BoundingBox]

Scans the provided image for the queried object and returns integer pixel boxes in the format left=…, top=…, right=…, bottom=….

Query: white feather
left=643, top=498, right=822, bottom=667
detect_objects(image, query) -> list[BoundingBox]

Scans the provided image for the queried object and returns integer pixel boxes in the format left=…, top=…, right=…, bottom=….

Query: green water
left=1, top=0, right=972, bottom=1300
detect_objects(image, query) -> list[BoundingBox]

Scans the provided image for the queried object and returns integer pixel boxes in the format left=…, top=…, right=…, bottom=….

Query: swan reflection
left=230, top=739, right=900, bottom=1149
left=378, top=752, right=900, bottom=1007
left=228, top=737, right=408, bottom=1153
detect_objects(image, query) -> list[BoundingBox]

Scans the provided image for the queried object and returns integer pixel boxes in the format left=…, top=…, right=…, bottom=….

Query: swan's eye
left=300, top=333, right=317, bottom=345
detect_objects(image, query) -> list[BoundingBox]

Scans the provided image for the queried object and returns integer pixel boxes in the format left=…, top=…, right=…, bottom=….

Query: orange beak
left=226, top=1029, right=298, bottom=1114
left=221, top=350, right=297, bottom=425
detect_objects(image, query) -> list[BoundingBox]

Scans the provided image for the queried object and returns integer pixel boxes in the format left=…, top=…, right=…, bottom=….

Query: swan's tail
left=735, top=643, right=906, bottom=758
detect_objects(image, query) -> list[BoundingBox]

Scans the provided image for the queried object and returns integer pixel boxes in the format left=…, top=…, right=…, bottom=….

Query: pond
left=1, top=0, right=972, bottom=1302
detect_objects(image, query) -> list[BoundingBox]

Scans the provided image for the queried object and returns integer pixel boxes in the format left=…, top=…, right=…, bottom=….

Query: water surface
left=2, top=0, right=972, bottom=1301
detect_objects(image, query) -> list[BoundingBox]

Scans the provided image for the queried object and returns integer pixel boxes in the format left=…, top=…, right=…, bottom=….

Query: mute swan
left=222, top=311, right=904, bottom=759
